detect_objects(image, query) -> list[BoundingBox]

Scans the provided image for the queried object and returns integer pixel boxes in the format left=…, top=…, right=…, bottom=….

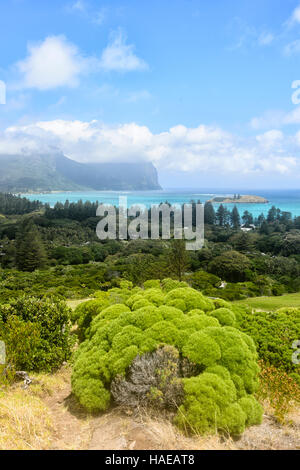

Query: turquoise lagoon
left=21, top=188, right=300, bottom=218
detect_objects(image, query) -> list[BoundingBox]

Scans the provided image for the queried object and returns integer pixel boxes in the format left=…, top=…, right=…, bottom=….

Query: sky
left=2, top=0, right=300, bottom=188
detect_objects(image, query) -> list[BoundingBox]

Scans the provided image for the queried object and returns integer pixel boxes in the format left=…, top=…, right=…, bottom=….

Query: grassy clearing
left=233, top=292, right=300, bottom=311
left=66, top=298, right=93, bottom=310
left=0, top=366, right=70, bottom=450
left=0, top=389, right=53, bottom=450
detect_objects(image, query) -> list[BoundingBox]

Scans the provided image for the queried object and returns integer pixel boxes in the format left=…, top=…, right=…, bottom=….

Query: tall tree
left=168, top=239, right=190, bottom=281
left=204, top=202, right=216, bottom=225
left=256, top=213, right=265, bottom=227
left=216, top=204, right=226, bottom=226
left=15, top=219, right=47, bottom=272
left=230, top=206, right=240, bottom=228
left=242, top=210, right=254, bottom=227
left=267, top=206, right=277, bottom=223
left=234, top=232, right=253, bottom=252
left=260, top=220, right=270, bottom=235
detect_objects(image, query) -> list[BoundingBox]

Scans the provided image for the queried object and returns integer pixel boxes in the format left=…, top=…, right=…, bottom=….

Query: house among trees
left=241, top=224, right=255, bottom=232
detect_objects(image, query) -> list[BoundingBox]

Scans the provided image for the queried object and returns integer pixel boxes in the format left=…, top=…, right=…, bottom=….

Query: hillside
left=0, top=153, right=161, bottom=192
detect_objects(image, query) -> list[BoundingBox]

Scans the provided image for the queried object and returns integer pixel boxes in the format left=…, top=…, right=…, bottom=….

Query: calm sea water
left=21, top=188, right=300, bottom=218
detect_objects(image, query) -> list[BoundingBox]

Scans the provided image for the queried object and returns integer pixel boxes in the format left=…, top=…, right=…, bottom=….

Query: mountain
left=55, top=155, right=161, bottom=191
left=0, top=153, right=161, bottom=192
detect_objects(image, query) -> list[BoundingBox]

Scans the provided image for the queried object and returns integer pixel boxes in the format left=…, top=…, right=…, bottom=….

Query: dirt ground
left=43, top=377, right=300, bottom=451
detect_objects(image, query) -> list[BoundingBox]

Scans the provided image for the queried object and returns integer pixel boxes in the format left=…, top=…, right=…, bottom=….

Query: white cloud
left=67, top=1, right=106, bottom=25
left=227, top=18, right=275, bottom=50
left=93, top=9, right=106, bottom=25
left=256, top=129, right=283, bottom=148
left=258, top=32, right=274, bottom=46
left=287, top=4, right=300, bottom=27
left=283, top=39, right=300, bottom=56
left=70, top=0, right=86, bottom=12
left=2, top=119, right=300, bottom=179
left=125, top=90, right=151, bottom=103
left=16, top=36, right=89, bottom=90
left=251, top=107, right=300, bottom=129
left=13, top=32, right=147, bottom=90
left=100, top=31, right=148, bottom=72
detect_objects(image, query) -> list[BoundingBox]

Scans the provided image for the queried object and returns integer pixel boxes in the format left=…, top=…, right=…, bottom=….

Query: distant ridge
left=0, top=153, right=161, bottom=192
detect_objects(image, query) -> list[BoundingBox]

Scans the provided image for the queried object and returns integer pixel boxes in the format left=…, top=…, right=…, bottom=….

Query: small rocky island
left=208, top=194, right=269, bottom=204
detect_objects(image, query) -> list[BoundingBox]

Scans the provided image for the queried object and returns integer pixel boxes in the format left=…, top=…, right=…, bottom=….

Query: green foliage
left=161, top=278, right=188, bottom=292
left=164, top=287, right=214, bottom=312
left=257, top=361, right=300, bottom=423
left=72, top=296, right=110, bottom=341
left=15, top=219, right=47, bottom=272
left=72, top=281, right=262, bottom=435
left=189, top=270, right=221, bottom=291
left=209, top=308, right=236, bottom=327
left=182, top=331, right=221, bottom=366
left=0, top=316, right=42, bottom=374
left=208, top=250, right=251, bottom=282
left=175, top=369, right=262, bottom=435
left=0, top=263, right=108, bottom=303
left=0, top=296, right=73, bottom=372
left=143, top=280, right=161, bottom=289
left=237, top=306, right=300, bottom=374
left=0, top=193, right=43, bottom=215
left=168, top=239, right=190, bottom=281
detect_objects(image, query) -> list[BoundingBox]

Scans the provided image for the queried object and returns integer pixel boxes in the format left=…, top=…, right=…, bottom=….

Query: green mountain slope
left=0, top=153, right=161, bottom=192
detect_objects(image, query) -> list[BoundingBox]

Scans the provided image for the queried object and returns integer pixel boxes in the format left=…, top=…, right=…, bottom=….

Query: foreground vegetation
left=2, top=364, right=298, bottom=451
left=72, top=281, right=263, bottom=436
left=1, top=280, right=299, bottom=441
left=0, top=193, right=300, bottom=448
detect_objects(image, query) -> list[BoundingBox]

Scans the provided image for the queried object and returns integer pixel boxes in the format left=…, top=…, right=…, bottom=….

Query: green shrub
left=72, top=281, right=262, bottom=435
left=209, top=308, right=236, bottom=327
left=237, top=306, right=300, bottom=374
left=164, top=288, right=214, bottom=312
left=73, top=287, right=136, bottom=341
left=143, top=280, right=161, bottom=289
left=0, top=296, right=73, bottom=372
left=212, top=298, right=232, bottom=309
left=0, top=316, right=42, bottom=374
left=189, top=271, right=221, bottom=291
left=257, top=361, right=300, bottom=423
left=161, top=278, right=188, bottom=292
left=175, top=370, right=261, bottom=435
left=72, top=298, right=108, bottom=342
left=182, top=331, right=221, bottom=366
left=208, top=251, right=251, bottom=282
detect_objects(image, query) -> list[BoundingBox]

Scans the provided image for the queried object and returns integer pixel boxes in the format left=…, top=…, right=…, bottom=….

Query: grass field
left=234, top=292, right=300, bottom=311
left=66, top=298, right=92, bottom=310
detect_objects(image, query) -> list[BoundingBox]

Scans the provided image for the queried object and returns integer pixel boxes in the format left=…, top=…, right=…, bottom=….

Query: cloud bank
left=1, top=120, right=299, bottom=181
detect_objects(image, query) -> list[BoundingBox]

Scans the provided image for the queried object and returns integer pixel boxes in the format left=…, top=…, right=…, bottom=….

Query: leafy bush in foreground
left=257, top=361, right=300, bottom=423
left=237, top=306, right=300, bottom=376
left=0, top=296, right=73, bottom=372
left=72, top=281, right=262, bottom=435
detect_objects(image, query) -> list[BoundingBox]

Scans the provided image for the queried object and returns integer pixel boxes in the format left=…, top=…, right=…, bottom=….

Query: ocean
left=21, top=188, right=300, bottom=219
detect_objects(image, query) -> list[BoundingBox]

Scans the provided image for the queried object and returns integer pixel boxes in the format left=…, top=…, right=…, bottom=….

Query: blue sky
left=1, top=0, right=300, bottom=188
